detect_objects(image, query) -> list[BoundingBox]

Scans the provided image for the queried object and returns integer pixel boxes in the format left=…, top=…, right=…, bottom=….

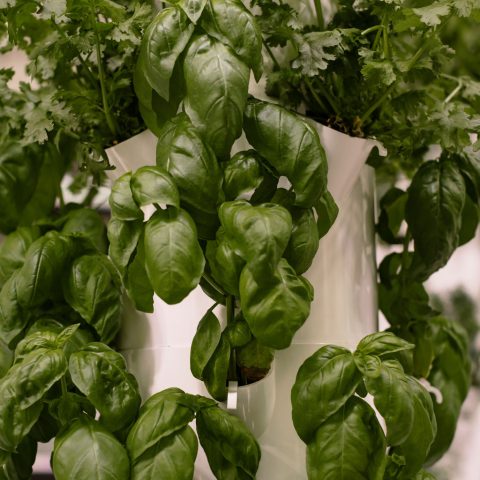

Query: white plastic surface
left=106, top=124, right=379, bottom=479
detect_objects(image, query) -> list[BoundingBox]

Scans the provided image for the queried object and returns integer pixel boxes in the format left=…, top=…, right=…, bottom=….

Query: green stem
left=313, top=0, right=324, bottom=29
left=92, top=14, right=118, bottom=138
left=304, top=77, right=328, bottom=113
left=400, top=229, right=412, bottom=287
left=361, top=25, right=384, bottom=36
left=360, top=82, right=396, bottom=124
left=202, top=272, right=227, bottom=298
left=226, top=295, right=237, bottom=381
left=61, top=377, right=68, bottom=397
left=382, top=21, right=389, bottom=59
left=263, top=42, right=281, bottom=69
left=82, top=186, right=99, bottom=207
left=309, top=78, right=341, bottom=115
left=444, top=81, right=463, bottom=104
left=57, top=185, right=65, bottom=209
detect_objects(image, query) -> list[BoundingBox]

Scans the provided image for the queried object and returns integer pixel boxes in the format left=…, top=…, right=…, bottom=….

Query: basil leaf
left=61, top=208, right=107, bottom=253
left=0, top=348, right=67, bottom=451
left=224, top=314, right=252, bottom=348
left=219, top=200, right=292, bottom=282
left=203, top=334, right=231, bottom=401
left=16, top=231, right=72, bottom=308
left=406, top=160, right=466, bottom=279
left=458, top=148, right=480, bottom=199
left=357, top=332, right=415, bottom=358
left=222, top=150, right=264, bottom=201
left=0, top=436, right=37, bottom=480
left=307, top=397, right=386, bottom=480
left=63, top=254, right=122, bottom=343
left=131, top=426, right=198, bottom=480
left=125, top=237, right=154, bottom=314
left=426, top=318, right=471, bottom=464
left=174, top=0, right=207, bottom=23
left=190, top=309, right=222, bottom=380
left=284, top=207, right=319, bottom=274
left=364, top=360, right=437, bottom=478
left=109, top=173, right=144, bottom=221
left=458, top=193, right=479, bottom=246
left=107, top=218, right=143, bottom=276
left=237, top=339, right=273, bottom=370
left=156, top=114, right=222, bottom=215
left=0, top=226, right=41, bottom=290
left=205, top=228, right=245, bottom=296
left=184, top=35, right=249, bottom=158
left=131, top=166, right=180, bottom=209
left=377, top=188, right=407, bottom=245
left=52, top=416, right=130, bottom=480
left=0, top=272, right=27, bottom=346
left=196, top=406, right=261, bottom=479
left=144, top=208, right=205, bottom=304
left=139, top=7, right=194, bottom=100
left=69, top=343, right=141, bottom=432
left=315, top=190, right=339, bottom=239
left=126, top=388, right=195, bottom=462
left=0, top=339, right=12, bottom=378
left=201, top=0, right=263, bottom=80
left=240, top=259, right=313, bottom=350
left=291, top=345, right=362, bottom=443
left=244, top=99, right=328, bottom=207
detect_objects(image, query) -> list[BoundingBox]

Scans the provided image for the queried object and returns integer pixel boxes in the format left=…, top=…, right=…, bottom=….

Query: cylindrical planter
left=107, top=123, right=379, bottom=479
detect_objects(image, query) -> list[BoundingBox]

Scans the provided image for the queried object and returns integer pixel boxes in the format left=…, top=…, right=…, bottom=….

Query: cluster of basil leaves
left=0, top=205, right=260, bottom=479
left=109, top=0, right=339, bottom=404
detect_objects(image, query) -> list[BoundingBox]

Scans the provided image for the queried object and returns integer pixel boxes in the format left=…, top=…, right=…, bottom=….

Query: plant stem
left=92, top=15, right=118, bottom=138
left=304, top=77, right=328, bottom=112
left=309, top=77, right=340, bottom=115
left=61, top=377, right=68, bottom=397
left=226, top=295, right=237, bottom=381
left=360, top=82, right=396, bottom=124
left=361, top=25, right=384, bottom=36
left=400, top=229, right=412, bottom=286
left=313, top=0, right=324, bottom=29
left=444, top=81, right=463, bottom=104
left=57, top=184, right=65, bottom=209
left=202, top=272, right=227, bottom=298
left=263, top=42, right=281, bottom=70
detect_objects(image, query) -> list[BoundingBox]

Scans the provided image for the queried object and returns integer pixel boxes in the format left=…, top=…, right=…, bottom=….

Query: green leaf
left=156, top=114, right=222, bottom=215
left=0, top=226, right=41, bottom=290
left=69, top=343, right=141, bottom=432
left=131, top=426, right=198, bottom=480
left=236, top=339, right=273, bottom=370
left=426, top=318, right=471, bottom=464
left=244, top=99, right=328, bottom=207
left=205, top=228, right=245, bottom=296
left=190, top=309, right=222, bottom=380
left=0, top=435, right=37, bottom=480
left=139, top=6, right=194, bottom=100
left=130, top=166, right=180, bottom=209
left=315, top=191, right=339, bottom=239
left=364, top=360, right=437, bottom=478
left=219, top=200, right=292, bottom=282
left=184, top=35, right=249, bottom=158
left=201, top=0, right=263, bottom=80
left=203, top=334, right=231, bottom=401
left=52, top=416, right=130, bottom=480
left=291, top=345, right=362, bottom=443
left=224, top=315, right=252, bottom=348
left=406, top=161, right=466, bottom=279
left=109, top=173, right=144, bottom=222
left=126, top=388, right=195, bottom=462
left=284, top=206, right=319, bottom=274
left=240, top=259, right=313, bottom=349
left=196, top=406, right=261, bottom=479
left=458, top=193, right=479, bottom=246
left=61, top=208, right=107, bottom=253
left=356, top=332, right=415, bottom=358
left=125, top=236, right=154, bottom=313
left=306, top=397, right=386, bottom=480
left=458, top=148, right=480, bottom=200
left=144, top=208, right=205, bottom=304
left=292, top=30, right=342, bottom=76
left=63, top=254, right=122, bottom=343
left=222, top=150, right=264, bottom=201
left=413, top=3, right=451, bottom=26
left=377, top=188, right=407, bottom=244
left=16, top=231, right=72, bottom=308
left=174, top=0, right=207, bottom=23
left=107, top=218, right=143, bottom=276
left=0, top=349, right=67, bottom=451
